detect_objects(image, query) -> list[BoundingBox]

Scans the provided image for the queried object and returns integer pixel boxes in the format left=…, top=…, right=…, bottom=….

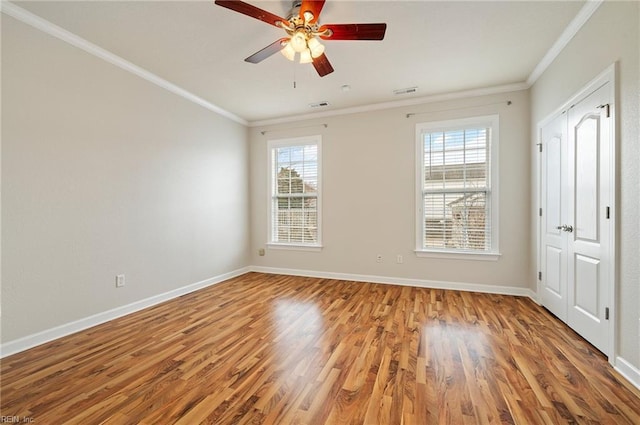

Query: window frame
left=267, top=135, right=322, bottom=251
left=415, top=115, right=500, bottom=260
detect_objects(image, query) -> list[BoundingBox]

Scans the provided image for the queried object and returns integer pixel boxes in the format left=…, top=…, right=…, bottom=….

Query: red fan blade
left=319, top=23, right=387, bottom=41
left=245, top=38, right=288, bottom=63
left=214, top=1, right=287, bottom=28
left=299, top=0, right=326, bottom=23
left=312, top=53, right=334, bottom=77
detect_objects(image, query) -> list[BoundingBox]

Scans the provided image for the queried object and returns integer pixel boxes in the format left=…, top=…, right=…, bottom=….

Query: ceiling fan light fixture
left=281, top=42, right=296, bottom=61
left=307, top=37, right=325, bottom=58
left=299, top=49, right=313, bottom=64
left=290, top=31, right=308, bottom=53
left=214, top=0, right=387, bottom=78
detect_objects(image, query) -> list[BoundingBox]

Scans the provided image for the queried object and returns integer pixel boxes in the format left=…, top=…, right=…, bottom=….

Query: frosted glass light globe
left=290, top=31, right=308, bottom=53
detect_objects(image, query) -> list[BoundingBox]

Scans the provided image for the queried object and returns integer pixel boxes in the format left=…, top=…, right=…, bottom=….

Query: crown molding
left=1, top=1, right=248, bottom=126
left=252, top=0, right=604, bottom=127
left=249, top=82, right=529, bottom=127
left=2, top=0, right=604, bottom=127
left=526, top=0, right=604, bottom=86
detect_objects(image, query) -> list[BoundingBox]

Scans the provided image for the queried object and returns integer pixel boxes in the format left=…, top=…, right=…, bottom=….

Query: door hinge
left=605, top=307, right=610, bottom=320
left=538, top=271, right=542, bottom=281
left=605, top=206, right=610, bottom=219
left=537, top=143, right=543, bottom=153
left=597, top=103, right=611, bottom=118
left=539, top=208, right=543, bottom=217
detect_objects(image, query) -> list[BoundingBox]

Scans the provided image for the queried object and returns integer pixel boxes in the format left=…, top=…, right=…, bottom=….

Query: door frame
left=535, top=63, right=617, bottom=362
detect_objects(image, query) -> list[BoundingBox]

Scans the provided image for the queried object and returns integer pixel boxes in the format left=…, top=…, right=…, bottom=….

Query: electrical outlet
left=376, top=254, right=383, bottom=263
left=116, top=274, right=125, bottom=288
left=396, top=255, right=403, bottom=264
left=258, top=248, right=265, bottom=256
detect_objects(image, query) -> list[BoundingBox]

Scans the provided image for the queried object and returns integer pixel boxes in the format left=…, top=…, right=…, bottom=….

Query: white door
left=565, top=83, right=612, bottom=354
left=539, top=80, right=613, bottom=355
left=540, top=113, right=568, bottom=322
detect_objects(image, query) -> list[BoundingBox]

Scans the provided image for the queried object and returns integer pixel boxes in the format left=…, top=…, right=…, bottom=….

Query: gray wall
left=250, top=90, right=531, bottom=291
left=2, top=16, right=250, bottom=342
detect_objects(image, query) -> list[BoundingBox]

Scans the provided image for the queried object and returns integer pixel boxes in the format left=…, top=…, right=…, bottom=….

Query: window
left=415, top=115, right=499, bottom=259
left=268, top=136, right=321, bottom=250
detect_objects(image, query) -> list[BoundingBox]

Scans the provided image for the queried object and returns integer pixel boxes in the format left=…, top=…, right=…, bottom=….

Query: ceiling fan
left=214, top=0, right=387, bottom=77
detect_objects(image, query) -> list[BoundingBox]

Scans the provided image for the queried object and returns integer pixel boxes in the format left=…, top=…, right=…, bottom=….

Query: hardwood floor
left=2, top=272, right=640, bottom=424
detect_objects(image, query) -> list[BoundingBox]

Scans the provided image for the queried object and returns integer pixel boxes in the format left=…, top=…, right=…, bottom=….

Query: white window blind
left=416, top=116, right=498, bottom=255
left=268, top=137, right=321, bottom=247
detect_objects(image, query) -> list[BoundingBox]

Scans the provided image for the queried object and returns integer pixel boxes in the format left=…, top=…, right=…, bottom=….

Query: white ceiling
left=10, top=1, right=585, bottom=124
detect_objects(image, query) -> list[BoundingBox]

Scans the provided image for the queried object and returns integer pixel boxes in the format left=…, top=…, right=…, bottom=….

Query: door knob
left=556, top=224, right=573, bottom=233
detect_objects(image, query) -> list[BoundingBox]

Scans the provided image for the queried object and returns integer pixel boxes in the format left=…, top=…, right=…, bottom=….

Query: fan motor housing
left=286, top=1, right=303, bottom=21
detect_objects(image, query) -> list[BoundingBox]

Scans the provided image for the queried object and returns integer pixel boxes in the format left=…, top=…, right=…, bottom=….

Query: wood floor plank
left=2, top=272, right=640, bottom=424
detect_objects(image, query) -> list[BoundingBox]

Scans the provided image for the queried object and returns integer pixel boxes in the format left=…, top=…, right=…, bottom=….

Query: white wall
left=1, top=16, right=250, bottom=343
left=530, top=1, right=640, bottom=372
left=250, top=90, right=531, bottom=291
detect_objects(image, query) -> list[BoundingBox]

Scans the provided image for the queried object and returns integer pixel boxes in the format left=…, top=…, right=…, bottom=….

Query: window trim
left=267, top=135, right=323, bottom=250
left=415, top=115, right=500, bottom=259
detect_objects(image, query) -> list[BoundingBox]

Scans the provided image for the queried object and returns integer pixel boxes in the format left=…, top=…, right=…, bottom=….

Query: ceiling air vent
left=393, top=86, right=418, bottom=95
left=309, top=101, right=330, bottom=108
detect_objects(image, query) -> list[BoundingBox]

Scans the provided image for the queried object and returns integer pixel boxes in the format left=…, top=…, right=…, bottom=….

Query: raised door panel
left=566, top=82, right=611, bottom=354
left=540, top=114, right=567, bottom=321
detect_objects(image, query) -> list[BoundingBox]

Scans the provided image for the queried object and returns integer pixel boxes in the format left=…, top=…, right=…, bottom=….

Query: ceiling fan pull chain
left=293, top=62, right=297, bottom=89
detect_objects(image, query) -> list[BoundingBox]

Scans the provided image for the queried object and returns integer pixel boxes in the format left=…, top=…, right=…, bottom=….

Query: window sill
left=267, top=243, right=323, bottom=252
left=414, top=250, right=501, bottom=261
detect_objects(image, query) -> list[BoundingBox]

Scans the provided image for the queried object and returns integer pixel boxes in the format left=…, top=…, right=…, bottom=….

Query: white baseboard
left=249, top=266, right=537, bottom=299
left=0, top=265, right=539, bottom=358
left=6, top=264, right=637, bottom=392
left=615, top=356, right=640, bottom=391
left=0, top=266, right=251, bottom=358
left=5, top=263, right=638, bottom=398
